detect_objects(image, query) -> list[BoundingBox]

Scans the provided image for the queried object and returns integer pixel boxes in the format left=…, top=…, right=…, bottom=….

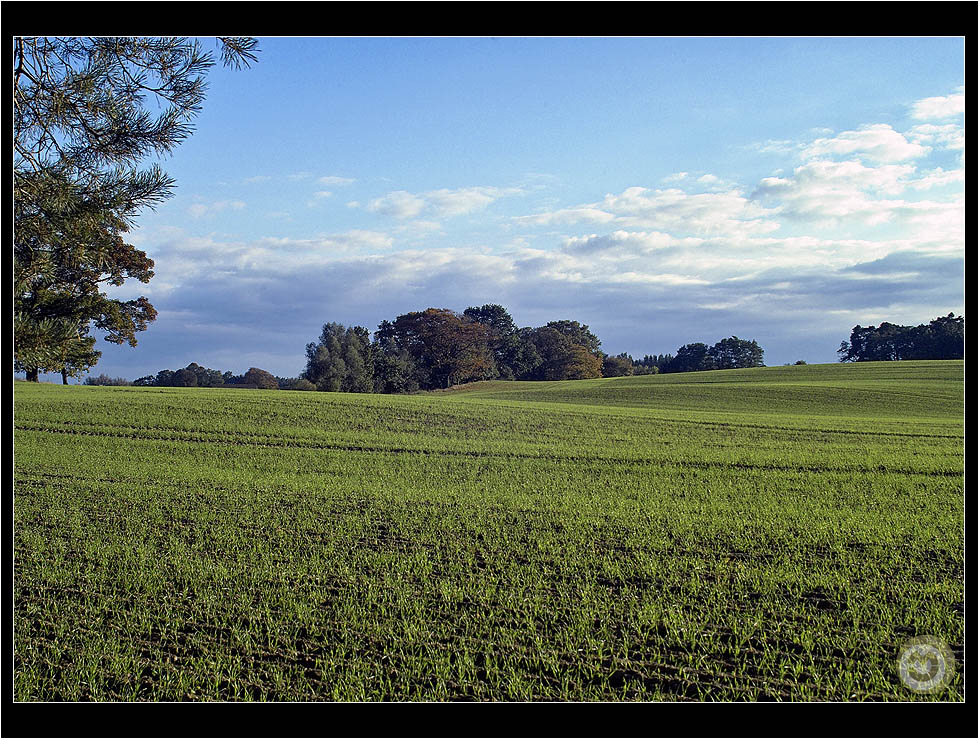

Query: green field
left=14, top=361, right=964, bottom=701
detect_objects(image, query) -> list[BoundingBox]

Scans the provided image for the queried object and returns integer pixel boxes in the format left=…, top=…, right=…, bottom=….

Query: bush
left=279, top=377, right=317, bottom=391
left=84, top=374, right=130, bottom=386
left=633, top=365, right=660, bottom=375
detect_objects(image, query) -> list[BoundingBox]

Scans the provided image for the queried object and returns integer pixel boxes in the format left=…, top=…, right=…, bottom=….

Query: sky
left=41, top=37, right=967, bottom=381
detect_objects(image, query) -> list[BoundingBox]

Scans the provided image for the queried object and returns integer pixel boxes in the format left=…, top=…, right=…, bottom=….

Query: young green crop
left=14, top=361, right=964, bottom=700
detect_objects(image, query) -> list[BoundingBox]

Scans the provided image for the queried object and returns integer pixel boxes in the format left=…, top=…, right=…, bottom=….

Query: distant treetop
left=838, top=313, right=963, bottom=362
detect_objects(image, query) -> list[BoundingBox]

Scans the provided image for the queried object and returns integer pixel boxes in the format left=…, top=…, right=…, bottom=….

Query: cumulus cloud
left=907, top=122, right=965, bottom=151
left=752, top=156, right=964, bottom=238
left=516, top=186, right=780, bottom=237
left=906, top=167, right=965, bottom=190
left=754, top=160, right=914, bottom=222
left=910, top=89, right=965, bottom=120
left=696, top=174, right=728, bottom=190
left=367, top=190, right=427, bottom=219
left=599, top=186, right=780, bottom=236
left=424, top=187, right=512, bottom=217
left=801, top=124, right=928, bottom=163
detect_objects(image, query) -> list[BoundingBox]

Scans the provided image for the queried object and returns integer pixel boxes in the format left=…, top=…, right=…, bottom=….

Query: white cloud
left=515, top=206, right=616, bottom=227
left=561, top=230, right=685, bottom=256
left=515, top=186, right=779, bottom=237
left=891, top=197, right=965, bottom=246
left=910, top=90, right=965, bottom=120
left=337, top=230, right=396, bottom=251
left=366, top=190, right=427, bottom=219
left=366, top=185, right=522, bottom=221
left=752, top=157, right=962, bottom=235
left=757, top=159, right=914, bottom=197
left=696, top=174, right=723, bottom=187
left=599, top=186, right=780, bottom=236
left=907, top=123, right=965, bottom=151
left=906, top=167, right=965, bottom=191
left=802, top=124, right=928, bottom=163
left=424, top=187, right=511, bottom=217
left=605, top=271, right=710, bottom=286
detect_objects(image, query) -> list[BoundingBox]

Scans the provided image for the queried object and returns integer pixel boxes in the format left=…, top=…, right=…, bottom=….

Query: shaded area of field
left=14, top=361, right=964, bottom=700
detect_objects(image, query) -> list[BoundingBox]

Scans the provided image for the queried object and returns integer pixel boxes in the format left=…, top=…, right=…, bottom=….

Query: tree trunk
left=26, top=368, right=39, bottom=382
left=62, top=369, right=69, bottom=384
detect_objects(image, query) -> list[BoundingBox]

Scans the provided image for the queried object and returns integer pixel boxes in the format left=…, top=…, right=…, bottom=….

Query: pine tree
left=14, top=37, right=259, bottom=380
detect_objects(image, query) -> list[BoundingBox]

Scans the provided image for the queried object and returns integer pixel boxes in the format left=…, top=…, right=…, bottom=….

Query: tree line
left=299, top=304, right=768, bottom=394
left=79, top=311, right=963, bottom=391
left=629, top=336, right=766, bottom=375
left=838, top=313, right=964, bottom=362
left=118, top=363, right=315, bottom=391
left=302, top=306, right=605, bottom=393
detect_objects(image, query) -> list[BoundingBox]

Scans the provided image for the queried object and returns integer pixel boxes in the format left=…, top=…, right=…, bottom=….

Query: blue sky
left=52, top=36, right=966, bottom=381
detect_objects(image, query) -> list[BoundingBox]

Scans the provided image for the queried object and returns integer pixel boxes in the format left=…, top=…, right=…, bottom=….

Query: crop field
left=14, top=361, right=964, bottom=701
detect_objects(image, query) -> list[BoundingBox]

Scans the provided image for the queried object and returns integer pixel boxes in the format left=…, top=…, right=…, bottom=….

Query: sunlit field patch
left=14, top=361, right=963, bottom=700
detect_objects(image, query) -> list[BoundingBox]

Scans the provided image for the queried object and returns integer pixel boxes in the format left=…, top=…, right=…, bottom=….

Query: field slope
left=14, top=361, right=964, bottom=701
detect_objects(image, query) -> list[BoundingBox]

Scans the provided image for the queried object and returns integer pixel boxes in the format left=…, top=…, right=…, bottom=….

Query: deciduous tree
left=709, top=336, right=765, bottom=370
left=303, top=322, right=374, bottom=392
left=523, top=326, right=601, bottom=381
left=242, top=367, right=278, bottom=390
left=463, top=304, right=549, bottom=381
left=545, top=319, right=602, bottom=357
left=389, top=309, right=495, bottom=389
